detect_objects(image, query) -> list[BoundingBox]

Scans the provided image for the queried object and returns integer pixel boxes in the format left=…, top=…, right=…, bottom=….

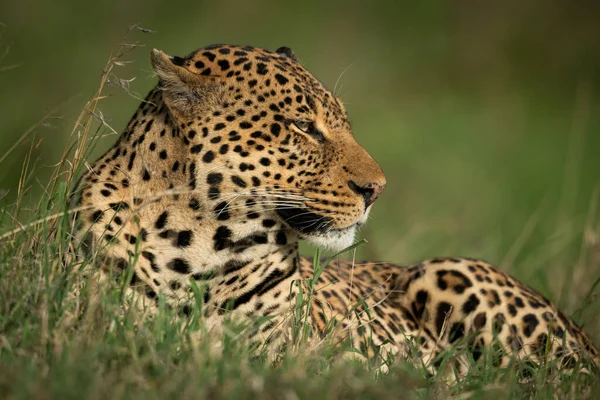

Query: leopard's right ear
left=150, top=49, right=221, bottom=118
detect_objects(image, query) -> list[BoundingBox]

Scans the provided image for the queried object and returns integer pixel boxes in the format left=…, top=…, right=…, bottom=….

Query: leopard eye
left=292, top=120, right=311, bottom=133
left=291, top=120, right=325, bottom=142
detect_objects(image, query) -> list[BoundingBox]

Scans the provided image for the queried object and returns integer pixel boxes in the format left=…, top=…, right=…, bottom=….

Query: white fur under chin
left=302, top=206, right=372, bottom=253
left=304, top=225, right=358, bottom=252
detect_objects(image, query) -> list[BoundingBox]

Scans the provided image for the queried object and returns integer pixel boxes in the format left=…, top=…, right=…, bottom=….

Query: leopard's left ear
left=150, top=49, right=221, bottom=118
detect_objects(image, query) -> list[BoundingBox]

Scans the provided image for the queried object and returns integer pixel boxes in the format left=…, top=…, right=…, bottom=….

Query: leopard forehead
left=173, top=44, right=349, bottom=129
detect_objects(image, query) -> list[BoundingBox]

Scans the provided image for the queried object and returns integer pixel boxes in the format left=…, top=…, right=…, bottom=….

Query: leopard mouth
left=276, top=206, right=361, bottom=252
left=276, top=206, right=332, bottom=235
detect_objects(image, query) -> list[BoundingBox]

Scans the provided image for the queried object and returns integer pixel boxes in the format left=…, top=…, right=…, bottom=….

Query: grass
left=1, top=29, right=600, bottom=400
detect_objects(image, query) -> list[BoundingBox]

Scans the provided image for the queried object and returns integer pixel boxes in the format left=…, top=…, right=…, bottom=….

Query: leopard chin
left=303, top=224, right=357, bottom=253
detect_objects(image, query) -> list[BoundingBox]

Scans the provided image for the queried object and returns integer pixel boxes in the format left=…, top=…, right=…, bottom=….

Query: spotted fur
left=72, top=44, right=599, bottom=375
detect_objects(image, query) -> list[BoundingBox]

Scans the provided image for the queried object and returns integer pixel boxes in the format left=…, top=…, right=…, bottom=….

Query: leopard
left=71, top=43, right=599, bottom=378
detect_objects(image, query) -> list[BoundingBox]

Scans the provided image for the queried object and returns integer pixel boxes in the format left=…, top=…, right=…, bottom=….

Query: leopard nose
left=348, top=180, right=386, bottom=208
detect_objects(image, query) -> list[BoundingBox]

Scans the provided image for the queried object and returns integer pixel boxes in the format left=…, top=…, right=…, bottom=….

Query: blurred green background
left=1, top=0, right=599, bottom=319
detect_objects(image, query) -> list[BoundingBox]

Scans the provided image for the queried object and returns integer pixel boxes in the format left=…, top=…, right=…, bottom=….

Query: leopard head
left=151, top=44, right=385, bottom=251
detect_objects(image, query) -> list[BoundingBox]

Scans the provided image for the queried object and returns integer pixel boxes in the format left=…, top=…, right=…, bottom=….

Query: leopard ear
left=275, top=46, right=298, bottom=62
left=150, top=49, right=221, bottom=118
